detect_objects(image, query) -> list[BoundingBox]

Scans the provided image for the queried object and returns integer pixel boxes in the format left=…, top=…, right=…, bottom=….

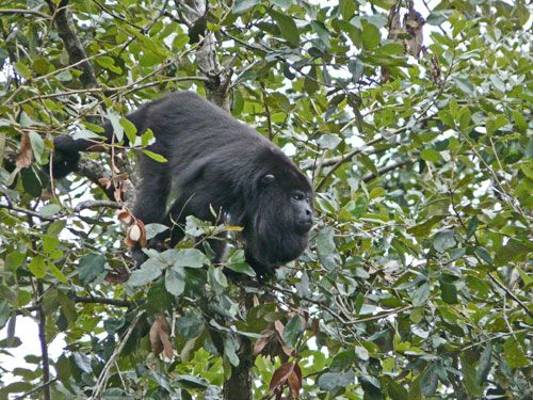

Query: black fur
left=52, top=91, right=313, bottom=276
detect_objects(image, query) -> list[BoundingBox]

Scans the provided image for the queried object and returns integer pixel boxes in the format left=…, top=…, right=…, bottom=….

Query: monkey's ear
left=261, top=174, right=275, bottom=185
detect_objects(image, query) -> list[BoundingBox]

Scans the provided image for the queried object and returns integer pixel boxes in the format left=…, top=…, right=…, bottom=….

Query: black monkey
left=52, top=91, right=313, bottom=276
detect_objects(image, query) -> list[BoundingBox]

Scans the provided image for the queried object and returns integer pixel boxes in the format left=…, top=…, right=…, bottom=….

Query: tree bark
left=222, top=337, right=254, bottom=400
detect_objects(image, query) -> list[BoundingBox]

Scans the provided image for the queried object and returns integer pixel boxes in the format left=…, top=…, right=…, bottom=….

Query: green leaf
left=361, top=21, right=380, bottom=49
left=28, top=256, right=46, bottom=278
left=420, top=148, right=442, bottom=163
left=32, top=57, right=50, bottom=75
left=420, top=365, right=438, bottom=396
left=15, top=61, right=31, bottom=79
left=388, top=381, right=409, bottom=400
left=318, top=371, right=355, bottom=391
left=173, top=249, right=209, bottom=269
left=461, top=350, right=482, bottom=396
left=433, top=230, right=456, bottom=253
left=165, top=267, right=185, bottom=296
left=355, top=345, right=369, bottom=361
left=107, top=111, right=124, bottom=142
left=225, top=250, right=256, bottom=277
left=440, top=281, right=458, bottom=304
left=142, top=149, right=168, bottom=163
left=486, top=114, right=509, bottom=135
left=503, top=337, right=529, bottom=368
left=512, top=110, right=527, bottom=132
left=29, top=131, right=45, bottom=164
left=96, top=56, right=122, bottom=74
left=317, top=134, right=341, bottom=149
left=78, top=254, right=106, bottom=284
left=120, top=118, right=137, bottom=144
left=176, top=312, right=204, bottom=339
left=208, top=266, right=228, bottom=290
left=494, top=239, right=531, bottom=265
left=283, top=315, right=304, bottom=349
left=233, top=0, right=259, bottom=14
left=339, top=0, right=356, bottom=20
left=145, top=223, right=169, bottom=240
left=39, top=204, right=61, bottom=217
left=411, top=283, right=430, bottom=307
left=5, top=251, right=25, bottom=271
left=474, top=247, right=492, bottom=264
left=453, top=77, right=474, bottom=95
left=128, top=258, right=164, bottom=286
left=224, top=335, right=240, bottom=367
left=477, top=345, right=492, bottom=382
left=48, top=263, right=68, bottom=284
left=270, top=10, right=299, bottom=47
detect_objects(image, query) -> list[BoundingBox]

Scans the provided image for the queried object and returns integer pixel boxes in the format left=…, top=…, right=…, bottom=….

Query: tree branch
left=314, top=136, right=383, bottom=191
left=36, top=281, right=51, bottom=400
left=0, top=203, right=57, bottom=222
left=314, top=115, right=434, bottom=192
left=0, top=8, right=51, bottom=19
left=46, top=0, right=98, bottom=88
left=362, top=158, right=413, bottom=183
left=91, top=311, right=144, bottom=399
left=14, top=379, right=58, bottom=400
left=74, top=200, right=121, bottom=212
left=72, top=296, right=131, bottom=308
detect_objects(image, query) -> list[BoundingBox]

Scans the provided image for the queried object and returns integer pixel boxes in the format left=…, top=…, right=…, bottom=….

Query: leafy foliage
left=0, top=0, right=531, bottom=399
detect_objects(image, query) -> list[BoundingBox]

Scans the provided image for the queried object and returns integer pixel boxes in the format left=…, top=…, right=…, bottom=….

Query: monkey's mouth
left=295, top=219, right=313, bottom=234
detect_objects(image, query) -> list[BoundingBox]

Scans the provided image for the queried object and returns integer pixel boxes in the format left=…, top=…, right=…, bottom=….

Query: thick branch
left=76, top=158, right=116, bottom=200
left=47, top=0, right=98, bottom=88
left=74, top=200, right=121, bottom=212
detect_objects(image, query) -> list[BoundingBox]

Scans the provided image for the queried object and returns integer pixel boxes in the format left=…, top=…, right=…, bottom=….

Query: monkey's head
left=243, top=150, right=313, bottom=270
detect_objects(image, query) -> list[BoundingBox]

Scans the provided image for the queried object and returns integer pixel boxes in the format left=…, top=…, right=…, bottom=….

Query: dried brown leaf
left=287, top=363, right=302, bottom=399
left=269, top=362, right=294, bottom=392
left=269, top=362, right=302, bottom=399
left=16, top=132, right=32, bottom=169
left=149, top=314, right=174, bottom=359
left=253, top=329, right=274, bottom=355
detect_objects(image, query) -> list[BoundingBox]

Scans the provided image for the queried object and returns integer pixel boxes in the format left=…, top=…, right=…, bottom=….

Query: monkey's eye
left=261, top=174, right=275, bottom=185
left=292, top=191, right=305, bottom=201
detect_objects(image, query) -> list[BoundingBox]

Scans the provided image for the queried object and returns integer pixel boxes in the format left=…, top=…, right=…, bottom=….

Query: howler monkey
left=52, top=91, right=313, bottom=276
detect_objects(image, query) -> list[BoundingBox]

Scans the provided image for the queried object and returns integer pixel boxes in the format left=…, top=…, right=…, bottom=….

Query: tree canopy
left=0, top=0, right=531, bottom=399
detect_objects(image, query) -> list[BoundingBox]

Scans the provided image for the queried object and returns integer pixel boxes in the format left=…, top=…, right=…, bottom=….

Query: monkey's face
left=244, top=173, right=313, bottom=266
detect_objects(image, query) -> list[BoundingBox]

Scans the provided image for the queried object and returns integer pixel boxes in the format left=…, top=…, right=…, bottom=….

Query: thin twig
left=14, top=379, right=58, bottom=400
left=488, top=273, right=533, bottom=318
left=91, top=310, right=145, bottom=399
left=0, top=8, right=51, bottom=19
left=362, top=158, right=413, bottom=183
left=72, top=296, right=131, bottom=308
left=0, top=203, right=57, bottom=222
left=36, top=282, right=51, bottom=400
